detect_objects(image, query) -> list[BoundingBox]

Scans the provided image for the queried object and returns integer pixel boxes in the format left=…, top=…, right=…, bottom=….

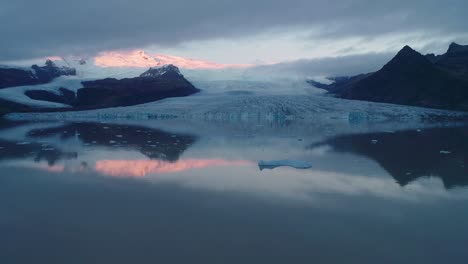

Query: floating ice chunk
left=16, top=142, right=31, bottom=145
left=258, top=160, right=312, bottom=170
left=439, top=150, right=451, bottom=154
left=41, top=147, right=55, bottom=151
left=371, top=139, right=378, bottom=144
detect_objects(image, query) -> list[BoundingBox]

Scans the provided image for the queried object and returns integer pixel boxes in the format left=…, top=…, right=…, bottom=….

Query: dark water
left=1, top=119, right=468, bottom=264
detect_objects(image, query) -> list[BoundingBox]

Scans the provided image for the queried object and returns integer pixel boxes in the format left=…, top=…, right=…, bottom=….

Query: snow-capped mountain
left=93, top=50, right=253, bottom=69
left=0, top=60, right=76, bottom=89
left=0, top=62, right=198, bottom=112
left=140, top=65, right=182, bottom=78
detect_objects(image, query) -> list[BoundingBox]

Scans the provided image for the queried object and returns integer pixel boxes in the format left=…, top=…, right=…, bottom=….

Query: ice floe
left=258, top=159, right=312, bottom=170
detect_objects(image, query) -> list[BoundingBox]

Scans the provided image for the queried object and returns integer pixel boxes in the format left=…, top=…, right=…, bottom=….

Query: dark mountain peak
left=447, top=42, right=468, bottom=54
left=76, top=64, right=198, bottom=109
left=140, top=64, right=181, bottom=78
left=44, top=59, right=57, bottom=68
left=400, top=45, right=415, bottom=53
left=383, top=45, right=431, bottom=70
left=395, top=45, right=422, bottom=58
left=320, top=43, right=468, bottom=111
left=31, top=60, right=76, bottom=80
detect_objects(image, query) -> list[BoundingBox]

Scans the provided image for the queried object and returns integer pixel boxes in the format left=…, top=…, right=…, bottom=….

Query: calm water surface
left=1, top=119, right=467, bottom=264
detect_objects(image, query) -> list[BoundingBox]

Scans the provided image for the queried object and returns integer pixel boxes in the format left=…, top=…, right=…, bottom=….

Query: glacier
left=8, top=90, right=467, bottom=123
left=1, top=58, right=467, bottom=123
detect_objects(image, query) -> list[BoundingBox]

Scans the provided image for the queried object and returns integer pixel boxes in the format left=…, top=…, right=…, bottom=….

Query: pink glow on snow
left=94, top=50, right=254, bottom=69
left=95, top=159, right=252, bottom=177
left=44, top=56, right=63, bottom=62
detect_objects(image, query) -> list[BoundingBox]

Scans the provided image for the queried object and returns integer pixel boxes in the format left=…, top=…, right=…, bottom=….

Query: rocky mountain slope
left=0, top=64, right=199, bottom=114
left=311, top=43, right=468, bottom=111
left=24, top=65, right=199, bottom=109
left=0, top=60, right=76, bottom=89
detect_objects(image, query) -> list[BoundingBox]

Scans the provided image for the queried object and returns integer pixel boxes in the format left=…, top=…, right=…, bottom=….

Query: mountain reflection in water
left=0, top=120, right=467, bottom=188
left=314, top=126, right=468, bottom=189
left=0, top=121, right=254, bottom=178
left=2, top=119, right=468, bottom=264
left=26, top=122, right=196, bottom=161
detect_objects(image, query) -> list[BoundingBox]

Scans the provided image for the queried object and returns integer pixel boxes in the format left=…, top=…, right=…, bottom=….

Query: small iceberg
left=258, top=160, right=312, bottom=171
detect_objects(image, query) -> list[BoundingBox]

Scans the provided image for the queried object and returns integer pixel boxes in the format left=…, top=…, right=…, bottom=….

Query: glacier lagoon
left=1, top=117, right=468, bottom=264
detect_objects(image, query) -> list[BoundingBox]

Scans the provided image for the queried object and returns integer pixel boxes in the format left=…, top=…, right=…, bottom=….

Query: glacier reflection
left=0, top=119, right=467, bottom=203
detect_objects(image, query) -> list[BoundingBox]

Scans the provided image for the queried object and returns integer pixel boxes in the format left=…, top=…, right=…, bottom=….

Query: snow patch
left=0, top=75, right=84, bottom=108
left=140, top=64, right=181, bottom=78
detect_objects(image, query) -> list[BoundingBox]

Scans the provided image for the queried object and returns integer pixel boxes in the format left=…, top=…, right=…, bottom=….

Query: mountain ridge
left=0, top=60, right=76, bottom=89
left=23, top=64, right=199, bottom=109
left=311, top=43, right=468, bottom=111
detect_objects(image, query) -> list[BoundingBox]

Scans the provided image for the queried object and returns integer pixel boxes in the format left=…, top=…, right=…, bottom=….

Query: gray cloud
left=248, top=53, right=394, bottom=78
left=1, top=0, right=467, bottom=60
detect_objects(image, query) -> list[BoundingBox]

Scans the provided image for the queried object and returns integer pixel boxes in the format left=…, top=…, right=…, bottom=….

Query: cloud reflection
left=95, top=159, right=251, bottom=177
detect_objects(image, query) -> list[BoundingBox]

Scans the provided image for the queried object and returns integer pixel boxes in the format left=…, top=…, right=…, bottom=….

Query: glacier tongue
left=7, top=92, right=467, bottom=123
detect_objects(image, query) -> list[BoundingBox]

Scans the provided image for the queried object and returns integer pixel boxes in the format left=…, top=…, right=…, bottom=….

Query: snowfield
left=0, top=76, right=84, bottom=108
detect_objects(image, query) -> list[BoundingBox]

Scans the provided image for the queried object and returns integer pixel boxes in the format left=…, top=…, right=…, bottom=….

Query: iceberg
left=258, top=159, right=312, bottom=170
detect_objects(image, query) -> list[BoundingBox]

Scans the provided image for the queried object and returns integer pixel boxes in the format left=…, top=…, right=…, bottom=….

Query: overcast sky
left=1, top=0, right=468, bottom=66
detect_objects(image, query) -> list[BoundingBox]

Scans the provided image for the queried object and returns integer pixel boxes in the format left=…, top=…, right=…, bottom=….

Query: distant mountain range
left=0, top=62, right=198, bottom=115
left=1, top=42, right=468, bottom=116
left=310, top=42, right=468, bottom=111
left=0, top=60, right=76, bottom=89
left=26, top=65, right=199, bottom=109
